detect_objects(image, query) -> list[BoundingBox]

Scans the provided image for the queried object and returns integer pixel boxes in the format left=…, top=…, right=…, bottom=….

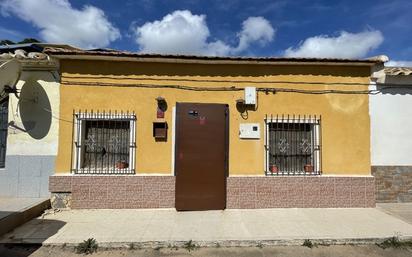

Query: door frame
left=174, top=102, right=229, bottom=209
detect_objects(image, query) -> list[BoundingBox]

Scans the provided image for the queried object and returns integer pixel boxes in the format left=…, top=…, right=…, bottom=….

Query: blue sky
left=1, top=0, right=411, bottom=65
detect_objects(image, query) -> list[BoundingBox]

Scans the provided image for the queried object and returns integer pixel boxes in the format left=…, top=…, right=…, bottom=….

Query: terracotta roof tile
left=44, top=46, right=384, bottom=64
left=385, top=67, right=412, bottom=76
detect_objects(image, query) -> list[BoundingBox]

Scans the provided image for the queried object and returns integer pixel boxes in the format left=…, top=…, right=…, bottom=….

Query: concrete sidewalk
left=1, top=208, right=412, bottom=247
left=377, top=203, right=412, bottom=225
left=0, top=197, right=50, bottom=236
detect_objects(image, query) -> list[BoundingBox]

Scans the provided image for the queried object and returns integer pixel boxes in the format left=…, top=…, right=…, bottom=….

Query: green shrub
left=183, top=240, right=198, bottom=252
left=303, top=239, right=315, bottom=248
left=378, top=237, right=401, bottom=249
left=377, top=236, right=412, bottom=249
left=75, top=238, right=98, bottom=254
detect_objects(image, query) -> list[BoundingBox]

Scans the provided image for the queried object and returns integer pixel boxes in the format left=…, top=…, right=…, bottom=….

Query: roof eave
left=50, top=54, right=379, bottom=67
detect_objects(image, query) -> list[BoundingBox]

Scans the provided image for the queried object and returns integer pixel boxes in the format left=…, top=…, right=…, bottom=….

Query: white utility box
left=244, top=87, right=256, bottom=105
left=239, top=123, right=260, bottom=139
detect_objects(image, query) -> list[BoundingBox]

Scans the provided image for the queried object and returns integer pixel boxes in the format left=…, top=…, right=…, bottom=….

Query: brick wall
left=372, top=166, right=412, bottom=202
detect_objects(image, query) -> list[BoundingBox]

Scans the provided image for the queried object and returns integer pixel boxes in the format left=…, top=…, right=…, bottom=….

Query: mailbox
left=153, top=122, right=168, bottom=140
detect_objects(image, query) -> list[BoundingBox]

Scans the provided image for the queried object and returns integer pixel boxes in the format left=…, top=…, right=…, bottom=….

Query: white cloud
left=135, top=10, right=212, bottom=55
left=133, top=10, right=275, bottom=56
left=234, top=17, right=275, bottom=53
left=284, top=30, right=384, bottom=59
left=385, top=60, right=412, bottom=67
left=0, top=0, right=120, bottom=49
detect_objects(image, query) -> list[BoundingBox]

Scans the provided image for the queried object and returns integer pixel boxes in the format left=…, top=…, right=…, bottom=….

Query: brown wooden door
left=175, top=103, right=229, bottom=211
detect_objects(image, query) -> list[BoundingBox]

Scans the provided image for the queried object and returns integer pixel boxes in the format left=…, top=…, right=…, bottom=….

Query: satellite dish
left=0, top=59, right=21, bottom=95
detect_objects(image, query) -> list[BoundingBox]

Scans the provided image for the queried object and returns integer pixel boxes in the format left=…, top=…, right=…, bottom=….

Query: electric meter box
left=244, top=87, right=256, bottom=105
left=239, top=123, right=260, bottom=139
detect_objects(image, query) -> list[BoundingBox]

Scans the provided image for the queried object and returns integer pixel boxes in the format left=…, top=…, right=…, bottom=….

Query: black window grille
left=265, top=115, right=321, bottom=175
left=72, top=111, right=136, bottom=174
left=0, top=97, right=8, bottom=168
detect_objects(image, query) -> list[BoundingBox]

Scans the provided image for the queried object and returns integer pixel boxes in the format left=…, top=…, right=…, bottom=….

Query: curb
left=34, top=236, right=412, bottom=249
left=0, top=199, right=51, bottom=237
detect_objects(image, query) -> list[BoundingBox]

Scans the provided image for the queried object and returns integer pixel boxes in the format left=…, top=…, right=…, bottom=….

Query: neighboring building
left=46, top=47, right=384, bottom=210
left=370, top=66, right=412, bottom=202
left=0, top=44, right=60, bottom=198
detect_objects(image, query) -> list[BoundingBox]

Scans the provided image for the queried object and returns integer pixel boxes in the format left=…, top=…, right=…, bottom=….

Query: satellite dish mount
left=0, top=59, right=21, bottom=100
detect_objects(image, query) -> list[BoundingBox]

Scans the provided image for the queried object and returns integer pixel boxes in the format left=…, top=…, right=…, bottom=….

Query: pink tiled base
left=227, top=176, right=375, bottom=208
left=50, top=175, right=375, bottom=209
left=50, top=175, right=175, bottom=209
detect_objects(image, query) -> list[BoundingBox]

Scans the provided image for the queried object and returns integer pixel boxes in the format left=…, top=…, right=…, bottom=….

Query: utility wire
left=60, top=80, right=401, bottom=95
left=8, top=80, right=411, bottom=126
left=61, top=75, right=412, bottom=88
left=63, top=75, right=373, bottom=86
left=62, top=81, right=243, bottom=91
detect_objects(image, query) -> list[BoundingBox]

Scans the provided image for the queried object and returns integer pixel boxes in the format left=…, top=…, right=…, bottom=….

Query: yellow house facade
left=48, top=48, right=381, bottom=209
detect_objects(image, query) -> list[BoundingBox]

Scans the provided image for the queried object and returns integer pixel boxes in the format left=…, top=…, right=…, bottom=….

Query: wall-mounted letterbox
left=153, top=122, right=168, bottom=140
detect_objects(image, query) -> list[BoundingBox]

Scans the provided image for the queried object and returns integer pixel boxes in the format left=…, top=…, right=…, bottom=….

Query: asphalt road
left=1, top=244, right=412, bottom=257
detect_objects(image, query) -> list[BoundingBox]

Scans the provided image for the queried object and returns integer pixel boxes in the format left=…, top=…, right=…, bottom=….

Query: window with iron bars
left=0, top=97, right=8, bottom=168
left=72, top=111, right=136, bottom=174
left=265, top=115, right=321, bottom=175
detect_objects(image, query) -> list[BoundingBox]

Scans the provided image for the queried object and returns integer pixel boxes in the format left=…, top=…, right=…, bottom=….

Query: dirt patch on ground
left=1, top=244, right=412, bottom=257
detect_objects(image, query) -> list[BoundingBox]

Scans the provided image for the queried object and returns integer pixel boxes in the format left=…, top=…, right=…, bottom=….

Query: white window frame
left=264, top=116, right=321, bottom=175
left=72, top=112, right=136, bottom=174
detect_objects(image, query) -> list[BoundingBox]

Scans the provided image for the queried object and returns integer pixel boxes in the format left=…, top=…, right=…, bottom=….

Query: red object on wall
left=304, top=164, right=314, bottom=173
left=270, top=165, right=278, bottom=173
left=157, top=107, right=164, bottom=118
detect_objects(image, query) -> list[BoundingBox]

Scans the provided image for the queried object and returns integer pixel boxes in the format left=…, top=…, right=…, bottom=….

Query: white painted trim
left=264, top=120, right=268, bottom=173
left=314, top=122, right=321, bottom=172
left=72, top=118, right=83, bottom=171
left=265, top=117, right=319, bottom=124
left=76, top=112, right=136, bottom=120
left=228, top=174, right=373, bottom=178
left=321, top=174, right=374, bottom=177
left=73, top=112, right=137, bottom=173
left=171, top=106, right=176, bottom=176
left=54, top=173, right=373, bottom=178
left=264, top=117, right=321, bottom=174
left=53, top=173, right=173, bottom=177
left=134, top=173, right=174, bottom=176
left=229, top=174, right=266, bottom=177
left=129, top=118, right=136, bottom=172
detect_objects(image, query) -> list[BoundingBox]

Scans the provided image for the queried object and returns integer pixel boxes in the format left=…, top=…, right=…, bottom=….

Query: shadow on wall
left=61, top=60, right=372, bottom=78
left=377, top=84, right=412, bottom=95
left=19, top=80, right=52, bottom=139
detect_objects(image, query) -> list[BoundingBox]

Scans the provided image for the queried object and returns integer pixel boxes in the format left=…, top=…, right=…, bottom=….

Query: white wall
left=6, top=70, right=60, bottom=156
left=370, top=76, right=412, bottom=165
left=0, top=63, right=60, bottom=197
